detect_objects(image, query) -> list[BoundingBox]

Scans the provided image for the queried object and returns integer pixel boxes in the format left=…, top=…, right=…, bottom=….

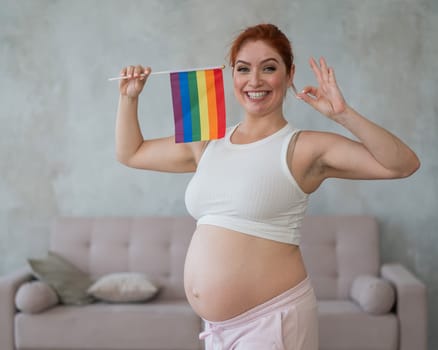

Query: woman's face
left=233, top=40, right=293, bottom=119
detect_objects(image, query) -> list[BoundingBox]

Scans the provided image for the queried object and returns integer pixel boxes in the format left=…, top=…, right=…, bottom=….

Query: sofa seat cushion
left=15, top=300, right=202, bottom=350
left=318, top=300, right=398, bottom=350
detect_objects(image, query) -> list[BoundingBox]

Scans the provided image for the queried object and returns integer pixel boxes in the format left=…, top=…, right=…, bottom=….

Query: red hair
left=229, top=24, right=294, bottom=75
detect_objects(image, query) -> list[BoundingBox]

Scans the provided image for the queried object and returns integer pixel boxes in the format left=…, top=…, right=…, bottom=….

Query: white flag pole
left=108, top=64, right=226, bottom=81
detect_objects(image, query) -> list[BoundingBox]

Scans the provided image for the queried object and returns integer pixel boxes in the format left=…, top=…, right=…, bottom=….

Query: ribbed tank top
left=184, top=123, right=309, bottom=245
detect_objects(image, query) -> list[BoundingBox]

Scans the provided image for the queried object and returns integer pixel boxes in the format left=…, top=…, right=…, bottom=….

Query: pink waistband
left=200, top=276, right=313, bottom=337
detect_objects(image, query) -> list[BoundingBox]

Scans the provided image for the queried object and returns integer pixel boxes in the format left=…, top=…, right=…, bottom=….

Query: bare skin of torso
left=184, top=225, right=307, bottom=322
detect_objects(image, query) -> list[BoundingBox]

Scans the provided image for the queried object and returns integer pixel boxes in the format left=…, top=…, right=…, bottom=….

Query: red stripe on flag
left=213, top=69, right=226, bottom=138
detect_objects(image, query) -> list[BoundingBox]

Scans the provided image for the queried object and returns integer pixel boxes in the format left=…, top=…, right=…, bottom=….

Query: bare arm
left=295, top=57, right=420, bottom=188
left=322, top=106, right=420, bottom=179
left=115, top=65, right=204, bottom=173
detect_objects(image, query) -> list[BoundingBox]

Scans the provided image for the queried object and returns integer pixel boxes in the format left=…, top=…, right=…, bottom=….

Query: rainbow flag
left=170, top=68, right=226, bottom=143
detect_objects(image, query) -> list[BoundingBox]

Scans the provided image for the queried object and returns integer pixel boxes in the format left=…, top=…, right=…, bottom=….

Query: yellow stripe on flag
left=196, top=70, right=210, bottom=140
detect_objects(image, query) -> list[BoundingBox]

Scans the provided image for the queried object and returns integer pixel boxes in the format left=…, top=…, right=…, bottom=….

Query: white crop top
left=184, top=123, right=309, bottom=245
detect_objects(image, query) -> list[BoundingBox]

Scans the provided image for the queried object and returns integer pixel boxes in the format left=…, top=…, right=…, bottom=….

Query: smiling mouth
left=246, top=91, right=269, bottom=100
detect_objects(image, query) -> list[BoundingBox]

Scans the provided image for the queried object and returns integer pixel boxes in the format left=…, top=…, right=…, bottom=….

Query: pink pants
left=199, top=277, right=318, bottom=350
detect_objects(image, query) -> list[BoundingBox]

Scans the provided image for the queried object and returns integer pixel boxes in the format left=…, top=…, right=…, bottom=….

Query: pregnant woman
left=115, top=24, right=419, bottom=350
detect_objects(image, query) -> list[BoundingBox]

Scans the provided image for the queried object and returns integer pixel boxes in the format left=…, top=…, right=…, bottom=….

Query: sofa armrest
left=381, top=263, right=427, bottom=350
left=0, top=267, right=34, bottom=350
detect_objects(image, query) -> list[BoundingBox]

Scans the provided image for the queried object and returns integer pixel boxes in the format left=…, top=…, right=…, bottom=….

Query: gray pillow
left=87, top=272, right=159, bottom=303
left=15, top=281, right=59, bottom=313
left=350, top=275, right=395, bottom=314
left=28, top=251, right=95, bottom=305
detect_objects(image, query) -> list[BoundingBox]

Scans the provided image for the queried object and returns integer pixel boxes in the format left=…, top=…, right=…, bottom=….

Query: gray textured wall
left=1, top=0, right=437, bottom=347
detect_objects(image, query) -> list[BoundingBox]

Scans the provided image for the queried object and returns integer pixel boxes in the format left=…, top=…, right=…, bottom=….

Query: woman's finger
left=300, top=85, right=318, bottom=98
left=309, top=57, right=323, bottom=86
left=142, top=66, right=152, bottom=80
left=328, top=67, right=337, bottom=84
left=296, top=86, right=318, bottom=109
left=119, top=66, right=130, bottom=89
left=134, top=65, right=144, bottom=78
left=126, top=65, right=135, bottom=78
left=319, top=57, right=329, bottom=83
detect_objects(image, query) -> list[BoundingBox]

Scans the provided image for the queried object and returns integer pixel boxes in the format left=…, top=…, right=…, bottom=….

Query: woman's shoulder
left=290, top=129, right=342, bottom=160
left=292, top=129, right=351, bottom=168
left=295, top=129, right=342, bottom=144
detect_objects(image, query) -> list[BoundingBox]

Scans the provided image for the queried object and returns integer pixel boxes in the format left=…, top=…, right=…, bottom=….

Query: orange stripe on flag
left=205, top=69, right=218, bottom=139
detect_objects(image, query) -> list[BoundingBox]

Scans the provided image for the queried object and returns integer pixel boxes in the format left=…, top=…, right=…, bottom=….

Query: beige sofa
left=0, top=215, right=427, bottom=350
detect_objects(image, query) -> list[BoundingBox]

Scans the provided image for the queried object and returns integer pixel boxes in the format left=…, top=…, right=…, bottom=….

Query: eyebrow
left=235, top=58, right=280, bottom=65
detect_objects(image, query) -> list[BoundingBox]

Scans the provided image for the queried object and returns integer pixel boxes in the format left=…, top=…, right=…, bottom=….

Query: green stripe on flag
left=187, top=71, right=201, bottom=140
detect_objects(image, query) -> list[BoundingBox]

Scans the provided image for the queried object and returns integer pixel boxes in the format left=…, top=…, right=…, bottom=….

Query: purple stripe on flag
left=170, top=72, right=184, bottom=142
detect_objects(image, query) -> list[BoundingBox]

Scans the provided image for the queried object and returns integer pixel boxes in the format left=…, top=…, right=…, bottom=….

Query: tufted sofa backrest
left=50, top=216, right=196, bottom=300
left=300, top=215, right=380, bottom=300
left=50, top=215, right=379, bottom=301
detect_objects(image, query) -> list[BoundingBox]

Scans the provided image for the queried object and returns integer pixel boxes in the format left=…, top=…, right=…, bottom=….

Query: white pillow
left=15, top=281, right=59, bottom=313
left=87, top=272, right=159, bottom=303
left=350, top=275, right=395, bottom=315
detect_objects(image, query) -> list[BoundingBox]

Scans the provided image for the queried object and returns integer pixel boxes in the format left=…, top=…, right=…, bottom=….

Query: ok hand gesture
left=297, top=57, right=348, bottom=120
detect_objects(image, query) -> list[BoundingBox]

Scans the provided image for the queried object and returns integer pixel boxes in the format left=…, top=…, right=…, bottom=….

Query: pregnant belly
left=183, top=224, right=307, bottom=322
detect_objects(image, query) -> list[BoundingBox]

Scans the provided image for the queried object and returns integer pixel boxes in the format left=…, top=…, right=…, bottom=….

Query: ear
left=288, top=64, right=295, bottom=85
left=288, top=64, right=298, bottom=95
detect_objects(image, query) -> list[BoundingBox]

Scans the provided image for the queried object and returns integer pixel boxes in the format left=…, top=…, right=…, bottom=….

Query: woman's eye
left=236, top=66, right=250, bottom=73
left=264, top=66, right=277, bottom=72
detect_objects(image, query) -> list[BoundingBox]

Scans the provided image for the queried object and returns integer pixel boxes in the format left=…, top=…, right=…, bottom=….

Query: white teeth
left=247, top=91, right=268, bottom=99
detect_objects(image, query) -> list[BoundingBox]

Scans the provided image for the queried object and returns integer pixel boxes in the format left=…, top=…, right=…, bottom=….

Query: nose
left=248, top=70, right=262, bottom=87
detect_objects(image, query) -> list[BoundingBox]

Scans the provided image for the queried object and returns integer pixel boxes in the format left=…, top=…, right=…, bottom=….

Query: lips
left=246, top=91, right=269, bottom=100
